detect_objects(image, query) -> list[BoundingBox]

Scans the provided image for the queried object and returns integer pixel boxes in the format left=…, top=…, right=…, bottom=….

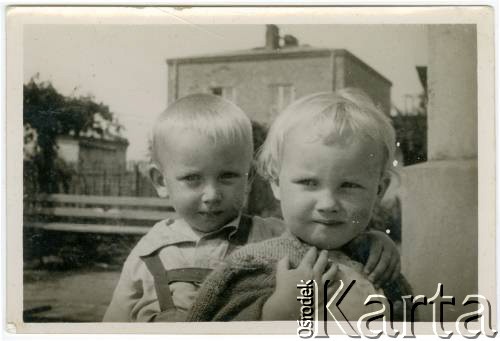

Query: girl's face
left=272, top=128, right=388, bottom=250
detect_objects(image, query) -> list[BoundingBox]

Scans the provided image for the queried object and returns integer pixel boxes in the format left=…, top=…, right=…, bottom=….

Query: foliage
left=369, top=200, right=402, bottom=243
left=392, top=113, right=427, bottom=166
left=24, top=77, right=122, bottom=193
left=247, top=121, right=280, bottom=217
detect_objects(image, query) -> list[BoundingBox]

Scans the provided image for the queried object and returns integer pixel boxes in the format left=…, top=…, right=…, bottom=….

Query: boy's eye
left=179, top=174, right=201, bottom=182
left=295, top=179, right=318, bottom=187
left=341, top=182, right=363, bottom=189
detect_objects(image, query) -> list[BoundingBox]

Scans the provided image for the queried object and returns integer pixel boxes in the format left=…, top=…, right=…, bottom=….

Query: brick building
left=166, top=25, right=392, bottom=125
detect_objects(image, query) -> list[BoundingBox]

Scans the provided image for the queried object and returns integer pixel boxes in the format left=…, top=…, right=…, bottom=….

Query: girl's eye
left=220, top=172, right=240, bottom=181
left=342, top=182, right=363, bottom=189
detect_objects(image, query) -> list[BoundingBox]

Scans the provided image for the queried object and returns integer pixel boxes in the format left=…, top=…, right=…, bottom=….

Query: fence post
left=102, top=170, right=106, bottom=196
left=135, top=164, right=140, bottom=197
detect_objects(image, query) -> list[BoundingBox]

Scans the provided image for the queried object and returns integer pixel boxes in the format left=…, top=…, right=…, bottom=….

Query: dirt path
left=24, top=269, right=120, bottom=322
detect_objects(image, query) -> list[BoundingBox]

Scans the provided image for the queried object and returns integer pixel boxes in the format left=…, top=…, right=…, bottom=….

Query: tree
left=24, top=78, right=122, bottom=193
left=392, top=111, right=427, bottom=166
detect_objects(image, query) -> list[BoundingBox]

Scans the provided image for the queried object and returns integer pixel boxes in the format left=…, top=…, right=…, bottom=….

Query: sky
left=24, top=24, right=428, bottom=161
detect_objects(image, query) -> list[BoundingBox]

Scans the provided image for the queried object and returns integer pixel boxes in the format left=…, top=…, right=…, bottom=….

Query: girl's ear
left=377, top=174, right=391, bottom=200
left=270, top=179, right=281, bottom=201
left=149, top=165, right=169, bottom=199
left=246, top=167, right=256, bottom=191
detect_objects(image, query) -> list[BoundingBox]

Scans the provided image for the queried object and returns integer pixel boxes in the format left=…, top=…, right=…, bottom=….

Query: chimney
left=283, top=34, right=299, bottom=47
left=265, top=25, right=280, bottom=50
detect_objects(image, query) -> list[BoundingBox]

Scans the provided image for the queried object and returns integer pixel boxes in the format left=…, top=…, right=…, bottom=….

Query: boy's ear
left=377, top=174, right=391, bottom=200
left=270, top=180, right=281, bottom=201
left=149, top=165, right=169, bottom=199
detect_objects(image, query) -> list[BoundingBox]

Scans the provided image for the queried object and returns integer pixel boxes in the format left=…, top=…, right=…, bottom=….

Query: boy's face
left=156, top=129, right=251, bottom=234
left=272, top=127, right=387, bottom=250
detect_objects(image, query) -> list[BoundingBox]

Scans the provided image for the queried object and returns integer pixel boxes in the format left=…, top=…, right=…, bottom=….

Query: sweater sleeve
left=187, top=238, right=291, bottom=321
left=230, top=295, right=271, bottom=321
left=187, top=254, right=276, bottom=321
left=188, top=237, right=305, bottom=322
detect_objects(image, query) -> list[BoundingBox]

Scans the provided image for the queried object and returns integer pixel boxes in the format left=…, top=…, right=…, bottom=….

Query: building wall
left=401, top=25, right=478, bottom=322
left=78, top=139, right=128, bottom=173
left=170, top=49, right=392, bottom=123
left=57, top=137, right=79, bottom=164
left=338, top=51, right=392, bottom=116
left=174, top=56, right=333, bottom=124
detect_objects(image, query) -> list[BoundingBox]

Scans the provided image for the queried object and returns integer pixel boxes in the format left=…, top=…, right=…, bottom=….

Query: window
left=270, top=84, right=295, bottom=117
left=211, top=87, right=223, bottom=96
left=210, top=86, right=236, bottom=102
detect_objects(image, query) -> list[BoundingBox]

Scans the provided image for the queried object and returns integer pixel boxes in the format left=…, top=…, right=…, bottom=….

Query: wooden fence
left=23, top=160, right=280, bottom=215
left=64, top=167, right=157, bottom=197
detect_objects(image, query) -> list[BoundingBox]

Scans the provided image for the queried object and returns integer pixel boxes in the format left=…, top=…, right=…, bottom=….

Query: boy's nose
left=201, top=183, right=222, bottom=203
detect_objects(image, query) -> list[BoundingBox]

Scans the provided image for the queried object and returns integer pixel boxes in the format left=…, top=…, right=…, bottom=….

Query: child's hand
left=362, top=230, right=400, bottom=288
left=262, top=247, right=338, bottom=320
left=171, top=282, right=198, bottom=311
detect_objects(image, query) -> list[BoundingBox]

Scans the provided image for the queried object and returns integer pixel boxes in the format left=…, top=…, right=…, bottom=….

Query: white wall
left=401, top=25, right=478, bottom=322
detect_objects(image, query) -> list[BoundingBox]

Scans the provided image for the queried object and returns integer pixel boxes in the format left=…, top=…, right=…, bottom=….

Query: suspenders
left=140, top=257, right=212, bottom=311
left=140, top=214, right=253, bottom=311
left=141, top=255, right=176, bottom=311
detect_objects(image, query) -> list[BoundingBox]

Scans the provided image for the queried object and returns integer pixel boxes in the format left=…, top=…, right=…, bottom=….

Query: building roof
left=59, top=132, right=129, bottom=146
left=167, top=45, right=330, bottom=62
left=166, top=45, right=392, bottom=86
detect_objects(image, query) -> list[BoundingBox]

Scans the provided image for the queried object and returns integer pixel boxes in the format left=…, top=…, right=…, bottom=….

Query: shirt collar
left=136, top=214, right=242, bottom=257
left=224, top=214, right=242, bottom=239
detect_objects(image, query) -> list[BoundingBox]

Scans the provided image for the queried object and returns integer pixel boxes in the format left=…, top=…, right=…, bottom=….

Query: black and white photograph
left=5, top=6, right=496, bottom=336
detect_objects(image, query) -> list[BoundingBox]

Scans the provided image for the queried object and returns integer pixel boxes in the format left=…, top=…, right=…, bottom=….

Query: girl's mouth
left=312, top=219, right=345, bottom=227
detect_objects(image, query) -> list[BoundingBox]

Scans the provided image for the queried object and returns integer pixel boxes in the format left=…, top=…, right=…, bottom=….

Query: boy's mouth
left=198, top=210, right=224, bottom=218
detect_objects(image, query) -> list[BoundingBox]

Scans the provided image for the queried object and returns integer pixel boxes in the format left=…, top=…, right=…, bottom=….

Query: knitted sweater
left=187, top=233, right=411, bottom=321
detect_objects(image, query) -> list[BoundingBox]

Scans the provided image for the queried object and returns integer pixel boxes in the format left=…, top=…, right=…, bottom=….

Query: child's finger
left=376, top=254, right=399, bottom=286
left=312, top=250, right=329, bottom=277
left=370, top=244, right=392, bottom=280
left=364, top=241, right=383, bottom=276
left=298, top=247, right=318, bottom=269
left=276, top=256, right=290, bottom=274
left=322, top=263, right=338, bottom=283
left=373, top=254, right=398, bottom=288
left=389, top=257, right=401, bottom=283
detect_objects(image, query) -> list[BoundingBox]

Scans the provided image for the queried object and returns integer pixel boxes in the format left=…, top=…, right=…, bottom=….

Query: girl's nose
left=316, top=190, right=341, bottom=213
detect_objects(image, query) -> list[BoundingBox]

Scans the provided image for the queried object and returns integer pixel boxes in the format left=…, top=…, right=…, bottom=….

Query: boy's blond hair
left=151, top=93, right=253, bottom=169
left=257, top=88, right=396, bottom=181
